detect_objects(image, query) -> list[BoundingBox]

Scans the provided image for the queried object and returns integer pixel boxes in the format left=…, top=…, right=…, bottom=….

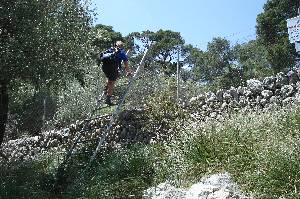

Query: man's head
left=116, top=41, right=124, bottom=49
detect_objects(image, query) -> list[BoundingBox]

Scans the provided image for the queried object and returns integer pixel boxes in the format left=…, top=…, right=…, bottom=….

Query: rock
left=282, top=97, right=295, bottom=106
left=215, top=89, right=224, bottom=101
left=244, top=89, right=252, bottom=97
left=276, top=72, right=289, bottom=87
left=270, top=96, right=281, bottom=105
left=260, top=99, right=268, bottom=107
left=256, top=96, right=262, bottom=104
left=210, top=112, right=217, bottom=118
left=143, top=183, right=186, bottom=199
left=33, top=136, right=39, bottom=143
left=238, top=96, right=248, bottom=107
left=263, top=76, right=276, bottom=90
left=143, top=173, right=251, bottom=199
left=223, top=91, right=231, bottom=101
left=247, top=79, right=263, bottom=94
left=229, top=87, right=239, bottom=101
left=189, top=173, right=250, bottom=198
left=206, top=92, right=216, bottom=103
left=287, top=70, right=299, bottom=84
left=281, top=85, right=294, bottom=98
left=261, top=90, right=273, bottom=99
left=295, top=92, right=300, bottom=102
left=221, top=102, right=228, bottom=110
left=237, top=86, right=245, bottom=95
left=190, top=94, right=205, bottom=103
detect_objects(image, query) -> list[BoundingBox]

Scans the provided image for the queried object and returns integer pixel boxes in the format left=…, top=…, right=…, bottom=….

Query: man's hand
left=125, top=68, right=133, bottom=77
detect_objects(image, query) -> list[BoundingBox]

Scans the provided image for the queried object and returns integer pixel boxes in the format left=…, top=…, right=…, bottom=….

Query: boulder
left=206, top=92, right=216, bottom=103
left=263, top=76, right=276, bottom=90
left=275, top=72, right=289, bottom=87
left=247, top=79, right=263, bottom=94
left=287, top=70, right=299, bottom=84
left=215, top=89, right=224, bottom=101
left=261, top=90, right=273, bottom=99
left=281, top=85, right=294, bottom=98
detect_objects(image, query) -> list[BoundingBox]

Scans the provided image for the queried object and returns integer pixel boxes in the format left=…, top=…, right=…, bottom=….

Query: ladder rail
left=88, top=45, right=151, bottom=166
left=53, top=44, right=154, bottom=193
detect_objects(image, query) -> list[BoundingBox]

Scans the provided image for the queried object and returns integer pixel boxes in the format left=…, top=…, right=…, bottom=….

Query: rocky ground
left=143, top=172, right=252, bottom=199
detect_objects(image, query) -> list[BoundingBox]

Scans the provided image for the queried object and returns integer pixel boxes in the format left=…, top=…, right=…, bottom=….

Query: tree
left=90, top=24, right=124, bottom=65
left=92, top=24, right=123, bottom=50
left=183, top=44, right=208, bottom=80
left=186, top=37, right=244, bottom=88
left=0, top=0, right=93, bottom=146
left=189, top=38, right=233, bottom=82
left=256, top=0, right=300, bottom=72
left=128, top=29, right=185, bottom=74
left=233, top=40, right=272, bottom=79
left=206, top=37, right=233, bottom=78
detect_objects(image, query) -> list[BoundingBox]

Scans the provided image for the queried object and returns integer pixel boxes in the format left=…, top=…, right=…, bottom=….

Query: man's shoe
left=103, top=86, right=108, bottom=95
left=105, top=96, right=115, bottom=106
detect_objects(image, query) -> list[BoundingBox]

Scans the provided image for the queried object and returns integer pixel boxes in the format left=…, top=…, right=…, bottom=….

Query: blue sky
left=91, top=0, right=267, bottom=50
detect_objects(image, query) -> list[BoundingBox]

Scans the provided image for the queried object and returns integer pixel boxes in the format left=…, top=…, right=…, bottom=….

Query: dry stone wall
left=188, top=69, right=300, bottom=122
left=0, top=110, right=153, bottom=163
left=1, top=69, right=300, bottom=163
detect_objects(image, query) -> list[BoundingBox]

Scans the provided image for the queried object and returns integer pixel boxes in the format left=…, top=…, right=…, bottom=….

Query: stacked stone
left=189, top=69, right=300, bottom=122
left=1, top=69, right=300, bottom=163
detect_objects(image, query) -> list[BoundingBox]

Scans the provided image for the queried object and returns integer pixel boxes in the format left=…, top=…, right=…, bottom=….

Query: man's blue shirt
left=116, top=48, right=128, bottom=62
left=105, top=47, right=127, bottom=68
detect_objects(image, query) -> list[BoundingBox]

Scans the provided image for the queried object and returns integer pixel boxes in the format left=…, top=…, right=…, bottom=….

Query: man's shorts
left=102, top=63, right=119, bottom=81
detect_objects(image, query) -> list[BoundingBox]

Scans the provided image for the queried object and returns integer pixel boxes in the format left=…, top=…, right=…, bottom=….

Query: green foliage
left=187, top=37, right=245, bottom=89
left=82, top=146, right=156, bottom=199
left=0, top=0, right=94, bottom=145
left=53, top=65, right=104, bottom=126
left=0, top=150, right=64, bottom=198
left=168, top=104, right=300, bottom=198
left=256, top=0, right=300, bottom=71
left=1, top=0, right=93, bottom=88
left=124, top=71, right=164, bottom=109
left=233, top=40, right=273, bottom=79
left=142, top=79, right=188, bottom=141
left=2, top=94, right=300, bottom=198
left=7, top=81, right=58, bottom=138
left=184, top=44, right=208, bottom=80
left=129, top=29, right=185, bottom=74
left=15, top=91, right=57, bottom=135
left=92, top=24, right=123, bottom=50
left=90, top=24, right=126, bottom=65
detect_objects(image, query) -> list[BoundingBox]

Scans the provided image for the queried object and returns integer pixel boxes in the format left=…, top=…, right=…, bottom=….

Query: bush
left=53, top=65, right=105, bottom=126
left=165, top=104, right=300, bottom=197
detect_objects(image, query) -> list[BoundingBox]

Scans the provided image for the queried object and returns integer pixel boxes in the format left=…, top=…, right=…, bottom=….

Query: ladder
left=54, top=44, right=153, bottom=190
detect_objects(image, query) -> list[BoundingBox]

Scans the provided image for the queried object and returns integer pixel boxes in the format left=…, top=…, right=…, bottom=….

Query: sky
left=90, top=0, right=267, bottom=50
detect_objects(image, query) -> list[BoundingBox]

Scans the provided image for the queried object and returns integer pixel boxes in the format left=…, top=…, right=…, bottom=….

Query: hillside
left=1, top=69, right=300, bottom=198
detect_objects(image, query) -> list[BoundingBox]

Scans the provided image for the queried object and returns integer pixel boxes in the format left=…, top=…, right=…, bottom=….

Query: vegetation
left=0, top=0, right=93, bottom=145
left=256, top=0, right=300, bottom=72
left=1, top=0, right=300, bottom=198
left=1, top=91, right=300, bottom=198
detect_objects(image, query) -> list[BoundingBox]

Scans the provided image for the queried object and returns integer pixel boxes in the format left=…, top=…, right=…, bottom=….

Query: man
left=101, top=41, right=132, bottom=105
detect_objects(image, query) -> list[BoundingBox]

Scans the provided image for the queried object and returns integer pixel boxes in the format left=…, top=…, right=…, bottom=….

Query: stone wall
left=0, top=110, right=152, bottom=163
left=1, top=69, right=300, bottom=163
left=188, top=69, right=300, bottom=122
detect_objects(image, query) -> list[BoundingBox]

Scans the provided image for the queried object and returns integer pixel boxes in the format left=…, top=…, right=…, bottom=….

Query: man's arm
left=123, top=61, right=132, bottom=75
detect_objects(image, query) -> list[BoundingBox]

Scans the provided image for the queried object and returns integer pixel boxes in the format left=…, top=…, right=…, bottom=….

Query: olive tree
left=0, top=0, right=93, bottom=146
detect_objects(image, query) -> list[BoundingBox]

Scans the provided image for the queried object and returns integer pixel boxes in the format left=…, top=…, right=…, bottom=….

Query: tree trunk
left=0, top=80, right=9, bottom=147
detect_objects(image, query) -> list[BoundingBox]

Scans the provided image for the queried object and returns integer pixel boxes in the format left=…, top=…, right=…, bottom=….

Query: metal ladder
left=54, top=44, right=152, bottom=190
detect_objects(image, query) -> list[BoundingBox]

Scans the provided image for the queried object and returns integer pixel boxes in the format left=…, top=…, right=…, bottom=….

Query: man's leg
left=105, top=80, right=116, bottom=105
